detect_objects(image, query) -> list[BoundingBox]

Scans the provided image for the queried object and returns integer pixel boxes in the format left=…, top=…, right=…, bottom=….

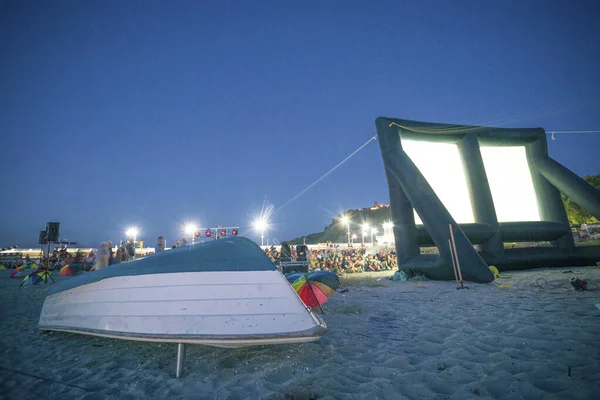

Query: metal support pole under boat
left=176, top=343, right=186, bottom=378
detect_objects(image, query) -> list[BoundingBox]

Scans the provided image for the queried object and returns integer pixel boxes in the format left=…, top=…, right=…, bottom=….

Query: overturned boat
left=39, top=237, right=326, bottom=348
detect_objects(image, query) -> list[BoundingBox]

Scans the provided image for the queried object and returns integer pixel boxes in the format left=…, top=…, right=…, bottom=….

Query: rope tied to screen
left=274, top=135, right=378, bottom=213
left=389, top=121, right=600, bottom=138
left=388, top=121, right=491, bottom=135
left=547, top=130, right=600, bottom=140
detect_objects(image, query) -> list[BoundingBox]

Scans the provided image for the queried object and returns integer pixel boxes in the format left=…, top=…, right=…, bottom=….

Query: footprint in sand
left=264, top=366, right=294, bottom=384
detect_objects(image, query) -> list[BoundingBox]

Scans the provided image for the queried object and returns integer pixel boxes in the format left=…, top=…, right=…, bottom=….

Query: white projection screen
left=402, top=141, right=541, bottom=224
left=402, top=140, right=474, bottom=225
left=480, top=146, right=541, bottom=222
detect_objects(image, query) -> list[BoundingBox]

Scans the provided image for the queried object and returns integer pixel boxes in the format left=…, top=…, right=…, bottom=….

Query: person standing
left=116, top=241, right=128, bottom=263
left=107, top=240, right=115, bottom=265
left=95, top=242, right=110, bottom=270
left=171, top=240, right=179, bottom=249
left=86, top=250, right=96, bottom=269
left=180, top=237, right=188, bottom=247
left=126, top=239, right=136, bottom=261
left=155, top=236, right=166, bottom=253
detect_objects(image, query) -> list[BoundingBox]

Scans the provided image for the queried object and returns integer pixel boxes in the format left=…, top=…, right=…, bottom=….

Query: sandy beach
left=1, top=266, right=600, bottom=400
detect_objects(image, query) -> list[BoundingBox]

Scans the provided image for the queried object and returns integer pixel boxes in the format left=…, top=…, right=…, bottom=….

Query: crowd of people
left=3, top=236, right=404, bottom=276
left=84, top=237, right=402, bottom=275
left=62, top=236, right=190, bottom=270
left=264, top=246, right=399, bottom=274
left=36, top=239, right=143, bottom=271
left=1, top=235, right=194, bottom=272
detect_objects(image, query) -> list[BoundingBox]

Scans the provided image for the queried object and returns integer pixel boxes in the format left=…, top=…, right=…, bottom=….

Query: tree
left=562, top=173, right=600, bottom=225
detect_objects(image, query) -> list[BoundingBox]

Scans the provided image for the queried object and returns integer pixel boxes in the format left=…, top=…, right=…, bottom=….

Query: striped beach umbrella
left=285, top=270, right=340, bottom=311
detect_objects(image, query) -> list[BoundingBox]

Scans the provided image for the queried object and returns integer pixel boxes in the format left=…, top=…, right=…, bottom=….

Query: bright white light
left=371, top=228, right=378, bottom=235
left=361, top=223, right=370, bottom=234
left=481, top=146, right=540, bottom=222
left=125, top=227, right=138, bottom=238
left=383, top=222, right=393, bottom=229
left=184, top=223, right=198, bottom=235
left=401, top=139, right=475, bottom=224
left=340, top=215, right=350, bottom=225
left=253, top=218, right=268, bottom=232
left=351, top=234, right=357, bottom=240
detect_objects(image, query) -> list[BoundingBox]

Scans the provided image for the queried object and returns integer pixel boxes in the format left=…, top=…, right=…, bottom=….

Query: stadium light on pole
left=370, top=228, right=377, bottom=245
left=253, top=218, right=268, bottom=247
left=126, top=227, right=139, bottom=243
left=361, top=223, right=370, bottom=244
left=351, top=233, right=357, bottom=245
left=339, top=215, right=351, bottom=246
left=184, top=223, right=198, bottom=244
left=383, top=222, right=394, bottom=243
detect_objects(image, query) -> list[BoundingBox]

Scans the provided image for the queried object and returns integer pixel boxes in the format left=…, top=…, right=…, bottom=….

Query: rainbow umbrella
left=21, top=272, right=43, bottom=286
left=60, top=265, right=74, bottom=276
left=285, top=271, right=340, bottom=311
left=10, top=266, right=26, bottom=279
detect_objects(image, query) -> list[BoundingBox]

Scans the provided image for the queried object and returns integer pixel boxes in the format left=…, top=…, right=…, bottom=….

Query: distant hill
left=288, top=202, right=392, bottom=244
left=288, top=172, right=600, bottom=244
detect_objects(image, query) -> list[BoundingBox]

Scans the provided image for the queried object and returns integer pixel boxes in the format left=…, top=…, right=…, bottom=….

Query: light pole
left=370, top=228, right=377, bottom=245
left=383, top=222, right=393, bottom=244
left=184, top=223, right=198, bottom=245
left=340, top=215, right=351, bottom=247
left=254, top=218, right=268, bottom=247
left=361, top=223, right=370, bottom=245
left=126, top=227, right=138, bottom=244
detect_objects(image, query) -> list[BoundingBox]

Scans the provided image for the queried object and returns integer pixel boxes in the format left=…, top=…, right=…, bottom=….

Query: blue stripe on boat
left=49, top=237, right=276, bottom=295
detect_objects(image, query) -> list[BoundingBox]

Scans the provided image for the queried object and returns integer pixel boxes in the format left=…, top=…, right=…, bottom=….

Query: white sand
left=1, top=267, right=600, bottom=400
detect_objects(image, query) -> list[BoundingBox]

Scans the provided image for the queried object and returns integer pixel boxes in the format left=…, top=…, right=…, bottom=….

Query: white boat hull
left=39, top=270, right=326, bottom=347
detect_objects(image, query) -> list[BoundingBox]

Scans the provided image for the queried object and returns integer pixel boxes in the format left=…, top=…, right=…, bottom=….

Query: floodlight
left=253, top=218, right=269, bottom=246
left=253, top=218, right=268, bottom=232
left=184, top=223, right=198, bottom=236
left=125, top=227, right=138, bottom=238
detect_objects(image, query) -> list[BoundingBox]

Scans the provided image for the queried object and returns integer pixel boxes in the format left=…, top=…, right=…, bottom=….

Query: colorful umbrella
left=21, top=272, right=43, bottom=286
left=60, top=265, right=75, bottom=276
left=59, top=264, right=87, bottom=276
left=10, top=266, right=26, bottom=279
left=285, top=271, right=340, bottom=311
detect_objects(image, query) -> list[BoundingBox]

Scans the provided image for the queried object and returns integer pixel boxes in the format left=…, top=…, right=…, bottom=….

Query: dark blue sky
left=1, top=0, right=599, bottom=247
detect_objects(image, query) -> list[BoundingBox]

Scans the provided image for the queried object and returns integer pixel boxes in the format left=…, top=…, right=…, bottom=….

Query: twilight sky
left=1, top=0, right=599, bottom=248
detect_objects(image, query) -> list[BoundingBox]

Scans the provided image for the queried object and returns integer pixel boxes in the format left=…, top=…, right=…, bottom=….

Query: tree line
left=562, top=173, right=600, bottom=225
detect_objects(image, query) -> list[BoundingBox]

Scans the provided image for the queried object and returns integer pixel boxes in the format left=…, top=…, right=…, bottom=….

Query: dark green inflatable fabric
left=376, top=117, right=600, bottom=283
